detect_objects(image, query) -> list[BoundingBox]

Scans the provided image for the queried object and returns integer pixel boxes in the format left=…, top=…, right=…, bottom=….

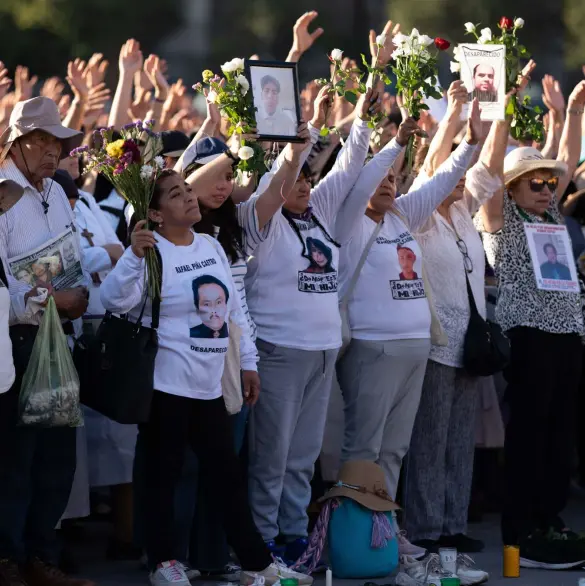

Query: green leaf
left=344, top=91, right=358, bottom=105
left=361, top=53, right=370, bottom=68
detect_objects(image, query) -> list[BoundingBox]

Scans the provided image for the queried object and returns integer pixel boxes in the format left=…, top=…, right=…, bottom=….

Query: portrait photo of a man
left=540, top=242, right=572, bottom=281
left=468, top=64, right=498, bottom=102
left=189, top=274, right=229, bottom=339
left=248, top=62, right=301, bottom=140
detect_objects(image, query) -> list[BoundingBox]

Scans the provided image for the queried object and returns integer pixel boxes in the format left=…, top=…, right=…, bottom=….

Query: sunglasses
left=528, top=177, right=559, bottom=193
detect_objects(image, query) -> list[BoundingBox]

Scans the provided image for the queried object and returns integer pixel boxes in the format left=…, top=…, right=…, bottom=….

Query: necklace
left=18, top=142, right=52, bottom=214
left=516, top=205, right=557, bottom=225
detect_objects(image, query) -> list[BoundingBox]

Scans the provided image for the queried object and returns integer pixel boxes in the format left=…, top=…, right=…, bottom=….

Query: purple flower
left=123, top=121, right=140, bottom=130
left=143, top=119, right=155, bottom=129
left=113, top=165, right=125, bottom=175
left=69, top=145, right=89, bottom=156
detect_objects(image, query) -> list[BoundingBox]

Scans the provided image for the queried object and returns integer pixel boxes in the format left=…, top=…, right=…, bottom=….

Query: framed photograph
left=524, top=223, right=580, bottom=293
left=458, top=43, right=506, bottom=121
left=245, top=60, right=302, bottom=142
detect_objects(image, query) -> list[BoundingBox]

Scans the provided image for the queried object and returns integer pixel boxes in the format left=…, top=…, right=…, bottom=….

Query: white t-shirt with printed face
left=245, top=210, right=342, bottom=351
left=0, top=279, right=15, bottom=393
left=340, top=214, right=431, bottom=341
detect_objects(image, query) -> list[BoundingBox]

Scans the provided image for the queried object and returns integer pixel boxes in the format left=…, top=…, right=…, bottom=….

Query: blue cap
left=180, top=137, right=228, bottom=173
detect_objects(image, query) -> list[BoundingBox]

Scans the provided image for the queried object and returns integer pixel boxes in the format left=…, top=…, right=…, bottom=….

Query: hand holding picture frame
left=245, top=60, right=304, bottom=142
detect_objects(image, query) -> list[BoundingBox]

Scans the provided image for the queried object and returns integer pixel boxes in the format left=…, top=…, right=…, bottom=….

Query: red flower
left=122, top=139, right=141, bottom=164
left=499, top=16, right=514, bottom=30
left=434, top=38, right=450, bottom=51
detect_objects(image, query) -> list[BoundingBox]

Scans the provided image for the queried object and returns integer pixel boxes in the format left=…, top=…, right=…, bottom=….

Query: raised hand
left=202, top=79, right=223, bottom=125
left=396, top=117, right=424, bottom=147
left=300, top=80, right=320, bottom=122
left=128, top=89, right=151, bottom=121
left=0, top=62, right=12, bottom=100
left=542, top=74, right=565, bottom=113
left=131, top=220, right=157, bottom=258
left=517, top=59, right=536, bottom=92
left=14, top=66, right=38, bottom=102
left=66, top=59, right=89, bottom=101
left=144, top=54, right=170, bottom=101
left=446, top=80, right=468, bottom=116
left=40, top=77, right=65, bottom=103
left=465, top=98, right=482, bottom=145
left=310, top=84, right=333, bottom=129
left=84, top=53, right=109, bottom=88
left=568, top=80, right=585, bottom=109
left=369, top=20, right=401, bottom=67
left=356, top=87, right=382, bottom=122
left=164, top=78, right=187, bottom=117
left=290, top=11, right=324, bottom=58
left=119, top=39, right=143, bottom=77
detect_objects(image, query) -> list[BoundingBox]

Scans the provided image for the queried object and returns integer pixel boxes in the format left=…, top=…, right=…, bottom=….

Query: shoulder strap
left=133, top=245, right=163, bottom=329
left=464, top=272, right=480, bottom=319
left=99, top=205, right=125, bottom=218
left=341, top=220, right=383, bottom=305
left=0, top=260, right=7, bottom=288
left=80, top=197, right=91, bottom=210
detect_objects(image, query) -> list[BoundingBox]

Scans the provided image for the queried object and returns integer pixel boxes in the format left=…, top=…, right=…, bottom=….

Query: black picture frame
left=245, top=59, right=303, bottom=143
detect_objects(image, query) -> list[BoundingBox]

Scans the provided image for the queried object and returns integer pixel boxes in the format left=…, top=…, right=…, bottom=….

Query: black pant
left=501, top=327, right=582, bottom=543
left=141, top=391, right=271, bottom=570
left=0, top=326, right=76, bottom=562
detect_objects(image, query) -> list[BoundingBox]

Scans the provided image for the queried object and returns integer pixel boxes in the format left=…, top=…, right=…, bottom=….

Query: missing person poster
left=524, top=223, right=580, bottom=293
left=459, top=43, right=506, bottom=121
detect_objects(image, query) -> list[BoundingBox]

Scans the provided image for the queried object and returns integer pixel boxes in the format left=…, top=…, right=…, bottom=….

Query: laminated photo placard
left=459, top=43, right=506, bottom=121
left=524, top=223, right=580, bottom=293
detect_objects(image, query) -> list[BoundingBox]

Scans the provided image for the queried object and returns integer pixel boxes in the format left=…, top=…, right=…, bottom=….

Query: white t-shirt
left=341, top=213, right=431, bottom=340
left=100, top=232, right=257, bottom=400
left=0, top=279, right=15, bottom=393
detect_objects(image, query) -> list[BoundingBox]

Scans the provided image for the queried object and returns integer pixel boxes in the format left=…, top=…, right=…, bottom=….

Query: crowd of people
left=1, top=10, right=585, bottom=586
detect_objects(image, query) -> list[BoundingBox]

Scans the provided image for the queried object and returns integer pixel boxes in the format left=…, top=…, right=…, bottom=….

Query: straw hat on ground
left=319, top=460, right=399, bottom=512
left=0, top=97, right=83, bottom=162
left=504, top=147, right=568, bottom=186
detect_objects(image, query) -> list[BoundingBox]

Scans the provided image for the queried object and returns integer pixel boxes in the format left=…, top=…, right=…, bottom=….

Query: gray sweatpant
left=336, top=338, right=430, bottom=498
left=248, top=339, right=338, bottom=541
left=403, top=360, right=480, bottom=541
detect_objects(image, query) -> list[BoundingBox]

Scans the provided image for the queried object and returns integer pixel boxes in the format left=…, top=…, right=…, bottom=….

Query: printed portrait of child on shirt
left=189, top=274, right=229, bottom=339
left=397, top=245, right=419, bottom=280
left=304, top=237, right=335, bottom=274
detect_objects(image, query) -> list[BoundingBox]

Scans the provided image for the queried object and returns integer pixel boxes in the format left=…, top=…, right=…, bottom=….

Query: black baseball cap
left=160, top=130, right=190, bottom=158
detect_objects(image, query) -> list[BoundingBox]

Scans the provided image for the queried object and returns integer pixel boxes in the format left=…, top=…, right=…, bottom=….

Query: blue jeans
left=0, top=326, right=77, bottom=563
left=135, top=404, right=250, bottom=568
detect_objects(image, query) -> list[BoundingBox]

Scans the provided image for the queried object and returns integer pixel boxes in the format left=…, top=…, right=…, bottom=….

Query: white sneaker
left=240, top=561, right=313, bottom=586
left=401, top=554, right=457, bottom=585
left=150, top=560, right=191, bottom=586
left=455, top=554, right=489, bottom=585
left=177, top=561, right=201, bottom=581
left=397, top=532, right=427, bottom=560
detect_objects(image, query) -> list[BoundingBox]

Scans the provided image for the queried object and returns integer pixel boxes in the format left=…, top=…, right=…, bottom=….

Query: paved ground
left=73, top=500, right=585, bottom=586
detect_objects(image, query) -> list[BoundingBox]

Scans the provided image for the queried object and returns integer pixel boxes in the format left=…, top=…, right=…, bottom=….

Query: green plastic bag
left=19, top=296, right=83, bottom=427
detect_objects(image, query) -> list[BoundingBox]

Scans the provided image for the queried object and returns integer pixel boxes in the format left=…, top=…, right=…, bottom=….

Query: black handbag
left=463, top=274, right=510, bottom=377
left=75, top=248, right=162, bottom=424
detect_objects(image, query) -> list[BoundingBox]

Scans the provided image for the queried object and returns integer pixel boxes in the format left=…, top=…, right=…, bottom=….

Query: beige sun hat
left=504, top=146, right=568, bottom=186
left=319, top=460, right=399, bottom=512
left=0, top=96, right=83, bottom=162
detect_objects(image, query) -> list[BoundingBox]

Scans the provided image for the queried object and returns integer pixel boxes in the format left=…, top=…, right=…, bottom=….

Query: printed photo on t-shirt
left=298, top=237, right=338, bottom=293
left=386, top=238, right=426, bottom=301
left=189, top=274, right=229, bottom=339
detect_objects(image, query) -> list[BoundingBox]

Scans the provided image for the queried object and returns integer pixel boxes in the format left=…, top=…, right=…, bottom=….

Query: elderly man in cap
left=0, top=97, right=94, bottom=586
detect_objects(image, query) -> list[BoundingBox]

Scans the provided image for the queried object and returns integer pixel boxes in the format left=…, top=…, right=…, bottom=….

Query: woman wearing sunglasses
left=476, top=80, right=585, bottom=570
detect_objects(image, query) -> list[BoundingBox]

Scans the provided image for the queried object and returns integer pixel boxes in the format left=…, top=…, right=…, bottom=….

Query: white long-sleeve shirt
left=244, top=117, right=373, bottom=350
left=100, top=231, right=257, bottom=401
left=414, top=162, right=503, bottom=367
left=0, top=157, right=89, bottom=325
left=338, top=139, right=477, bottom=341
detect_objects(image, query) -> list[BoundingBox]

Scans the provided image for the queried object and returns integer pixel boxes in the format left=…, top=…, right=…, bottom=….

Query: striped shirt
left=0, top=157, right=85, bottom=325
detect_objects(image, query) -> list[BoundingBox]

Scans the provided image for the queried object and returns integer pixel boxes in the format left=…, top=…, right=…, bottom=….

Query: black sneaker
left=200, top=562, right=241, bottom=582
left=439, top=533, right=485, bottom=553
left=520, top=530, right=585, bottom=570
left=411, top=539, right=440, bottom=554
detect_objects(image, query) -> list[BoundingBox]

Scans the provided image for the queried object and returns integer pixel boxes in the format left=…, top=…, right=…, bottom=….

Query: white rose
left=154, top=156, right=164, bottom=168
left=238, top=146, right=254, bottom=161
left=464, top=22, right=476, bottom=33
left=479, top=27, right=492, bottom=43
left=376, top=34, right=387, bottom=47
left=230, top=58, right=245, bottom=71
left=330, top=48, right=344, bottom=61
left=450, top=61, right=461, bottom=73
left=207, top=90, right=219, bottom=104
left=140, top=165, right=154, bottom=180
left=221, top=61, right=237, bottom=74
left=418, top=35, right=434, bottom=47
left=514, top=18, right=524, bottom=28
left=453, top=46, right=462, bottom=62
left=235, top=75, right=250, bottom=95
left=393, top=32, right=408, bottom=46
left=391, top=48, right=404, bottom=60
left=410, top=28, right=420, bottom=39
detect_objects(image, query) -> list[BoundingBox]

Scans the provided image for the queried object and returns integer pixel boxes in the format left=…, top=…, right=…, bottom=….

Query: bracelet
left=225, top=150, right=240, bottom=167
left=568, top=107, right=584, bottom=116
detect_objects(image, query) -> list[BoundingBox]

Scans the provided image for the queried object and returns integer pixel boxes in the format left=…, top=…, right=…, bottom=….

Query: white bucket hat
left=0, top=97, right=83, bottom=162
left=504, top=147, right=568, bottom=186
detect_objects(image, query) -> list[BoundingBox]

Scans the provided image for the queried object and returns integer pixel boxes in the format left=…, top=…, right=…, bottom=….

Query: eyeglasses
left=456, top=238, right=473, bottom=274
left=528, top=177, right=559, bottom=193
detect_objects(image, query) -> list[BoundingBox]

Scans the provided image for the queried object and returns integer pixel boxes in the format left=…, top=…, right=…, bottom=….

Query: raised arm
left=540, top=74, right=565, bottom=159
left=557, top=80, right=585, bottom=196
left=108, top=39, right=143, bottom=129
left=143, top=54, right=169, bottom=132
left=334, top=119, right=419, bottom=242
left=286, top=11, right=324, bottom=63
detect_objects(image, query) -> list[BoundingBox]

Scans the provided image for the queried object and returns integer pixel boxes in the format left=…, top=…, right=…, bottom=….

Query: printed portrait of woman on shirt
left=189, top=274, right=229, bottom=339
left=304, top=237, right=335, bottom=274
left=397, top=245, right=419, bottom=280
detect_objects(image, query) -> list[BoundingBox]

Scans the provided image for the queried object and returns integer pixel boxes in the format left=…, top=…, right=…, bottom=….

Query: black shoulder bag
left=463, top=273, right=510, bottom=377
left=76, top=247, right=162, bottom=423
